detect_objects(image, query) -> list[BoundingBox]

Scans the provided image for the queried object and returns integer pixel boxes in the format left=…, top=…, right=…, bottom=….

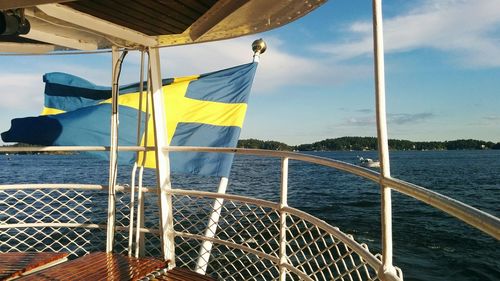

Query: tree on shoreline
left=238, top=137, right=500, bottom=151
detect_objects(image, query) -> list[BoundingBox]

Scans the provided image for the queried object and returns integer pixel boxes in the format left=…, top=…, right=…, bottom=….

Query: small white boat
left=358, top=156, right=380, bottom=168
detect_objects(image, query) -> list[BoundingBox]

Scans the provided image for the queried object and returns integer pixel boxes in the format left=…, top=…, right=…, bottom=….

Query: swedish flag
left=1, top=63, right=257, bottom=177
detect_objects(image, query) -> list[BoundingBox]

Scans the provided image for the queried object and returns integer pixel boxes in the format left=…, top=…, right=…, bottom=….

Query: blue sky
left=1, top=0, right=499, bottom=145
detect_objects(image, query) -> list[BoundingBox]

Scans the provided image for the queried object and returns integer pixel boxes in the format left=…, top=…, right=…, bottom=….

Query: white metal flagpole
left=195, top=177, right=229, bottom=274
left=195, top=39, right=267, bottom=275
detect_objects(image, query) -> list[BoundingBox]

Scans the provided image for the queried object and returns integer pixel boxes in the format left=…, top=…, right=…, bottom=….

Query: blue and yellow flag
left=1, top=63, right=257, bottom=177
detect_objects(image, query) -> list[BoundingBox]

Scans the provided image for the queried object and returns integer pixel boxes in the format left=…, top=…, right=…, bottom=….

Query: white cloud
left=390, top=113, right=434, bottom=125
left=483, top=115, right=500, bottom=122
left=0, top=74, right=44, bottom=111
left=158, top=37, right=329, bottom=92
left=343, top=116, right=375, bottom=127
left=341, top=112, right=434, bottom=127
left=49, top=64, right=111, bottom=85
left=313, top=0, right=500, bottom=67
left=121, top=37, right=370, bottom=94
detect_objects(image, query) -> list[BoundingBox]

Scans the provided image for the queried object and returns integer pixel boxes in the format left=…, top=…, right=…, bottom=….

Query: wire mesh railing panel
left=172, top=194, right=281, bottom=257
left=284, top=269, right=303, bottom=280
left=0, top=189, right=94, bottom=224
left=0, top=188, right=108, bottom=258
left=114, top=190, right=132, bottom=255
left=172, top=195, right=217, bottom=236
left=142, top=190, right=162, bottom=258
left=215, top=200, right=281, bottom=258
left=285, top=213, right=380, bottom=281
left=144, top=233, right=162, bottom=257
left=0, top=227, right=105, bottom=258
left=175, top=235, right=203, bottom=269
left=174, top=235, right=281, bottom=280
left=168, top=192, right=383, bottom=280
left=143, top=190, right=160, bottom=230
left=207, top=243, right=280, bottom=281
left=171, top=194, right=281, bottom=278
left=0, top=185, right=383, bottom=279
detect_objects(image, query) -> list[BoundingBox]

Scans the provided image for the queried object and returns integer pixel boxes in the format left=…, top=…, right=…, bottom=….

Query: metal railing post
left=279, top=157, right=289, bottom=281
left=149, top=47, right=176, bottom=265
left=135, top=166, right=146, bottom=258
left=128, top=164, right=137, bottom=255
left=106, top=46, right=119, bottom=253
left=129, top=49, right=147, bottom=257
left=372, top=1, right=399, bottom=280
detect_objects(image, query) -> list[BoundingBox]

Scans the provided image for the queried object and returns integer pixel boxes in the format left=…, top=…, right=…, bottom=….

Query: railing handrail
left=168, top=147, right=500, bottom=240
left=1, top=145, right=498, bottom=239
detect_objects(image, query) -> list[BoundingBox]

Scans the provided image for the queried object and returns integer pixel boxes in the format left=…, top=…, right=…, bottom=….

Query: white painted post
left=135, top=53, right=150, bottom=258
left=129, top=50, right=146, bottom=256
left=134, top=166, right=146, bottom=258
left=372, top=1, right=398, bottom=280
left=279, top=157, right=289, bottom=281
left=149, top=47, right=176, bottom=265
left=128, top=164, right=137, bottom=256
left=195, top=177, right=229, bottom=274
left=106, top=46, right=120, bottom=253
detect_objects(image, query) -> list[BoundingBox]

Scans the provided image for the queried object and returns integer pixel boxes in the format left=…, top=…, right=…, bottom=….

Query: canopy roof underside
left=0, top=0, right=326, bottom=53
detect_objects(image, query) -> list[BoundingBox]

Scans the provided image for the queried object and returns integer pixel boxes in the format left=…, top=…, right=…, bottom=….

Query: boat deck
left=0, top=252, right=68, bottom=280
left=3, top=252, right=214, bottom=281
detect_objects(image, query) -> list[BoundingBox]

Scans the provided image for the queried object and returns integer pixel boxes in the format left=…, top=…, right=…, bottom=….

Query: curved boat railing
left=1, top=146, right=499, bottom=280
left=163, top=146, right=500, bottom=240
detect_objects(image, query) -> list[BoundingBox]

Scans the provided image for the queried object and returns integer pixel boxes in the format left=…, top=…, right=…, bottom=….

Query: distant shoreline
left=238, top=137, right=500, bottom=151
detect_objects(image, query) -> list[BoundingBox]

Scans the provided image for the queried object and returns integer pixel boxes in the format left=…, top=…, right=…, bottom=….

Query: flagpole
left=195, top=39, right=266, bottom=275
left=195, top=177, right=228, bottom=274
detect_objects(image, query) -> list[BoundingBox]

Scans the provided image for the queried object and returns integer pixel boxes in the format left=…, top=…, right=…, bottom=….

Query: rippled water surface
left=1, top=150, right=499, bottom=281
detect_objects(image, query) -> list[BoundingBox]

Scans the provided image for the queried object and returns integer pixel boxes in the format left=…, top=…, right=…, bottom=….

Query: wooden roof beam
left=0, top=42, right=54, bottom=53
left=0, top=1, right=75, bottom=10
left=21, top=27, right=97, bottom=50
left=36, top=3, right=158, bottom=47
left=189, top=0, right=248, bottom=41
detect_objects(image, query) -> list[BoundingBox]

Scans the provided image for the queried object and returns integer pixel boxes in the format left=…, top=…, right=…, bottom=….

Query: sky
left=0, top=0, right=499, bottom=145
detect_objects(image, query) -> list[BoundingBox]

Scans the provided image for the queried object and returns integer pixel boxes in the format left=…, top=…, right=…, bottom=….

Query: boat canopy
left=0, top=0, right=326, bottom=53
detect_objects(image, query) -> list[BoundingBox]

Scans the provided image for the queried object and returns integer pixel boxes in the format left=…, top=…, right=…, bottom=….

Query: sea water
left=0, top=150, right=498, bottom=281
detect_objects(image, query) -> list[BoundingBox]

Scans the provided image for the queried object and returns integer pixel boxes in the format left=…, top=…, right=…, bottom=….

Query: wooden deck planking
left=10, top=252, right=216, bottom=281
left=0, top=252, right=68, bottom=280
left=16, top=252, right=166, bottom=281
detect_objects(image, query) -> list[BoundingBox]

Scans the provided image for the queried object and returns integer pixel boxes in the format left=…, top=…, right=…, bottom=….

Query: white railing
left=1, top=146, right=499, bottom=280
left=168, top=188, right=384, bottom=280
left=0, top=184, right=132, bottom=258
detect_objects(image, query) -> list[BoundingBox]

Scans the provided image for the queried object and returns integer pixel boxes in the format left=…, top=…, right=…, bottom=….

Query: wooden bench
left=14, top=252, right=215, bottom=281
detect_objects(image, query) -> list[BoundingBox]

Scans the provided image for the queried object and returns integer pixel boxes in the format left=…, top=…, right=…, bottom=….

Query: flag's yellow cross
left=105, top=75, right=247, bottom=168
